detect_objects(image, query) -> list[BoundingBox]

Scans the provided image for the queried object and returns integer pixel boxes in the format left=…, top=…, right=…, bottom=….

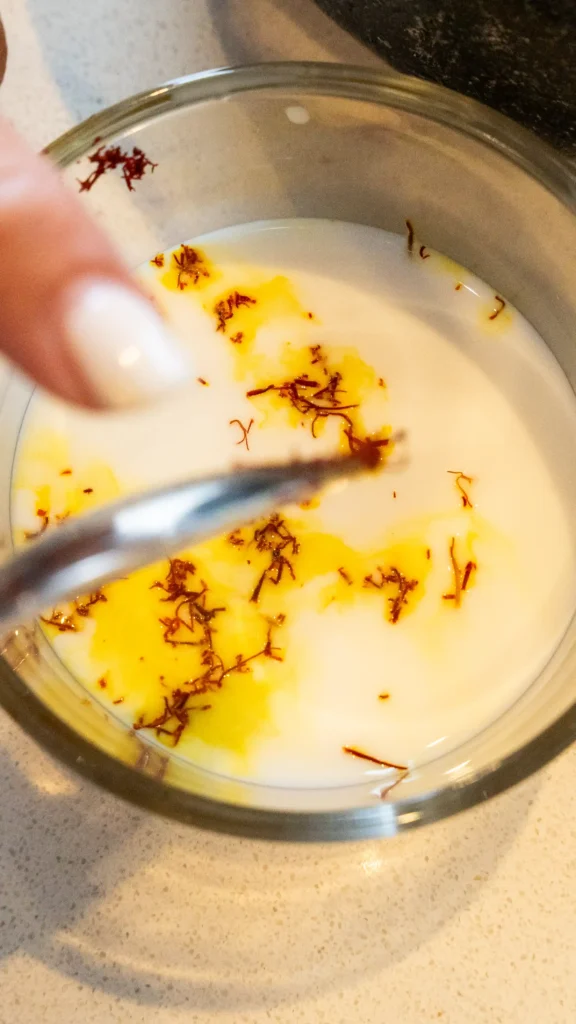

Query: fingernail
left=63, top=280, right=192, bottom=408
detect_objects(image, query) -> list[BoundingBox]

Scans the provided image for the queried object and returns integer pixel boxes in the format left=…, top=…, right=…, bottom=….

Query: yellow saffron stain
left=417, top=249, right=512, bottom=333
left=311, top=533, right=432, bottom=620
left=480, top=295, right=513, bottom=334
left=17, top=430, right=489, bottom=769
left=80, top=522, right=432, bottom=759
left=410, top=237, right=470, bottom=288
left=432, top=252, right=470, bottom=283
left=408, top=237, right=511, bottom=333
left=207, top=275, right=305, bottom=356
left=245, top=339, right=392, bottom=449
left=159, top=243, right=216, bottom=293
left=12, top=429, right=120, bottom=545
left=82, top=553, right=286, bottom=770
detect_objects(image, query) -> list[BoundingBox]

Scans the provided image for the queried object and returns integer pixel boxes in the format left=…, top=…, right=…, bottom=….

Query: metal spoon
left=0, top=454, right=369, bottom=632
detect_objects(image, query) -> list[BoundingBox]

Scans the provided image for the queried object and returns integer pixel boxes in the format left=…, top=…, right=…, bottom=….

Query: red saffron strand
left=442, top=537, right=476, bottom=606
left=363, top=566, right=418, bottom=624
left=447, top=470, right=474, bottom=509
left=489, top=295, right=506, bottom=321
left=229, top=418, right=254, bottom=451
left=245, top=345, right=390, bottom=465
left=78, top=144, right=157, bottom=193
left=214, top=291, right=256, bottom=333
left=343, top=746, right=407, bottom=771
left=24, top=512, right=50, bottom=541
left=172, top=245, right=210, bottom=290
left=249, top=515, right=299, bottom=604
left=135, top=555, right=287, bottom=744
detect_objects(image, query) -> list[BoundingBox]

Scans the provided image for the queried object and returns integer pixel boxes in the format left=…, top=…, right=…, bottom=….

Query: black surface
left=313, top=0, right=576, bottom=149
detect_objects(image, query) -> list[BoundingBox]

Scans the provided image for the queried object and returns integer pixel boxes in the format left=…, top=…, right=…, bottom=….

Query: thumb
left=0, top=116, right=191, bottom=409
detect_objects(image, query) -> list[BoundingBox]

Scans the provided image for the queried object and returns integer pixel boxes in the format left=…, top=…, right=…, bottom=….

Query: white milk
left=12, top=219, right=576, bottom=787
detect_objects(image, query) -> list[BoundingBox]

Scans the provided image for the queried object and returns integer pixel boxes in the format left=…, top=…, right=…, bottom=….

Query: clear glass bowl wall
left=1, top=64, right=576, bottom=840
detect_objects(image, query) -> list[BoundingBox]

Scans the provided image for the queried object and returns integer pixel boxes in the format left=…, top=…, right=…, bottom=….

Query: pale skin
left=0, top=116, right=191, bottom=411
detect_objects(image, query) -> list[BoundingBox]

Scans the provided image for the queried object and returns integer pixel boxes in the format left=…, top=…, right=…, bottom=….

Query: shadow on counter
left=0, top=719, right=540, bottom=1014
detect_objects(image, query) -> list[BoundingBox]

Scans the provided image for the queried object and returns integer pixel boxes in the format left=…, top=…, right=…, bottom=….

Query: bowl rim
left=3, top=59, right=574, bottom=841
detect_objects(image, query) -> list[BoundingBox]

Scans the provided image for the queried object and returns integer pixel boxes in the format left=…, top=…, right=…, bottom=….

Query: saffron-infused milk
left=12, top=219, right=576, bottom=787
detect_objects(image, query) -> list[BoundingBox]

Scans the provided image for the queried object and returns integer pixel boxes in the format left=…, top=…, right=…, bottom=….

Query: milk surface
left=12, top=219, right=576, bottom=787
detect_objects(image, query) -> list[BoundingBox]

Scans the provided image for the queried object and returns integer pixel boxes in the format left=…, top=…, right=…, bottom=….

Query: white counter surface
left=0, top=2, right=575, bottom=1021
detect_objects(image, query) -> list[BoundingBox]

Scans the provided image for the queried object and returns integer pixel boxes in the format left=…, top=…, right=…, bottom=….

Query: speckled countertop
left=0, top=2, right=575, bottom=1022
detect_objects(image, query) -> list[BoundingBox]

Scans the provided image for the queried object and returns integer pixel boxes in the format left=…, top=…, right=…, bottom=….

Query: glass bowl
left=1, top=62, right=576, bottom=841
